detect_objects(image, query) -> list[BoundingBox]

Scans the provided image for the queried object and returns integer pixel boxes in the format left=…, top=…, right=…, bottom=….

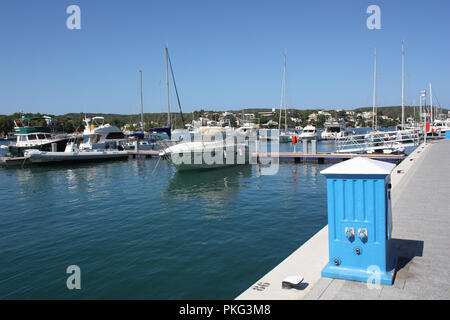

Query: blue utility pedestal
left=320, top=157, right=397, bottom=285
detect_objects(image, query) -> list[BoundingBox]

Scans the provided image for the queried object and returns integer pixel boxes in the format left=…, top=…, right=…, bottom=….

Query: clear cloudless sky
left=0, top=0, right=449, bottom=115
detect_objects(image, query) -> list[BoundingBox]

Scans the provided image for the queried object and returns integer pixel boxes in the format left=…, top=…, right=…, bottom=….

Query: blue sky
left=0, top=0, right=448, bottom=115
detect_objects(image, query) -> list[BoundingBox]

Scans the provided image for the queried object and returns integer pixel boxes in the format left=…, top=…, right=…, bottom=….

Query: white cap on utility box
left=320, top=157, right=396, bottom=176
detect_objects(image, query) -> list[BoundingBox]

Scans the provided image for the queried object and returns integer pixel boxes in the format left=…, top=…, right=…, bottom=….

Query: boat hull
left=25, top=150, right=129, bottom=164
left=164, top=147, right=250, bottom=171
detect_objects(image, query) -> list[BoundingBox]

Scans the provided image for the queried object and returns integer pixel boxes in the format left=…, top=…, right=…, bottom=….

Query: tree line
left=0, top=105, right=447, bottom=135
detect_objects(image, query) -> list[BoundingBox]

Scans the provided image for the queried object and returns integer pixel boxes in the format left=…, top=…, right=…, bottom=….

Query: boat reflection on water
left=166, top=165, right=252, bottom=218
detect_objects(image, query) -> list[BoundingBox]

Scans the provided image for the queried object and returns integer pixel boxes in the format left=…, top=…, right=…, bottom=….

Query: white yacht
left=79, top=116, right=127, bottom=150
left=321, top=119, right=347, bottom=140
left=160, top=131, right=249, bottom=171
left=299, top=125, right=319, bottom=141
left=6, top=116, right=69, bottom=157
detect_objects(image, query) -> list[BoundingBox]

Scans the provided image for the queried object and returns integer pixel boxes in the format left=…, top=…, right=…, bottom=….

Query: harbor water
left=0, top=139, right=412, bottom=299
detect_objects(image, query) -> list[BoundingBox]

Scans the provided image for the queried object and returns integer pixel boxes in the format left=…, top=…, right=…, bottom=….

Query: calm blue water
left=0, top=139, right=399, bottom=299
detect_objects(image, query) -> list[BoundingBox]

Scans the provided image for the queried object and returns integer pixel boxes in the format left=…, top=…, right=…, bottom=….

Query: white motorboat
left=7, top=116, right=69, bottom=157
left=299, top=125, right=319, bottom=141
left=24, top=136, right=128, bottom=164
left=160, top=133, right=249, bottom=171
left=79, top=116, right=127, bottom=150
left=321, top=119, right=347, bottom=140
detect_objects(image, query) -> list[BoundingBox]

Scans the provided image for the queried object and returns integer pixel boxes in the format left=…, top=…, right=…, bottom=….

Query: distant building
left=318, top=110, right=331, bottom=117
left=361, top=111, right=374, bottom=119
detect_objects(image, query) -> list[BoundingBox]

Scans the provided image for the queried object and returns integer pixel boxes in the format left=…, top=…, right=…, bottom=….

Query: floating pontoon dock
left=1, top=150, right=405, bottom=167
left=237, top=140, right=450, bottom=300
left=128, top=150, right=405, bottom=163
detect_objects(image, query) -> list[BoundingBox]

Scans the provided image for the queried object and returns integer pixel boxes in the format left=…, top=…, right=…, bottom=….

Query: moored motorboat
left=321, top=119, right=347, bottom=140
left=7, top=116, right=69, bottom=157
left=299, top=125, right=319, bottom=141
left=24, top=136, right=128, bottom=164
left=79, top=116, right=127, bottom=150
left=160, top=133, right=250, bottom=171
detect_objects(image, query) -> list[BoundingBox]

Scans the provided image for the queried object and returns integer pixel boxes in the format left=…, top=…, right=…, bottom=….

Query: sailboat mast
left=279, top=54, right=286, bottom=131
left=284, top=54, right=287, bottom=131
left=372, top=48, right=377, bottom=131
left=430, top=83, right=433, bottom=122
left=402, top=41, right=405, bottom=130
left=165, top=47, right=171, bottom=127
left=139, top=70, right=144, bottom=131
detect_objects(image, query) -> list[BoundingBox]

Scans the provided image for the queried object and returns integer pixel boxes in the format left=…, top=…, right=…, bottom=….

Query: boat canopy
left=148, top=125, right=171, bottom=140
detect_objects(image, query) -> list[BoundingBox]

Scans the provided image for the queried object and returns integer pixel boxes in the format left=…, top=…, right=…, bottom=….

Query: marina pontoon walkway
left=305, top=140, right=450, bottom=299
left=237, top=140, right=450, bottom=300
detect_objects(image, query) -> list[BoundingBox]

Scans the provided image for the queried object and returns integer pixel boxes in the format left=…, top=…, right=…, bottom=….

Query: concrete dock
left=237, top=140, right=450, bottom=300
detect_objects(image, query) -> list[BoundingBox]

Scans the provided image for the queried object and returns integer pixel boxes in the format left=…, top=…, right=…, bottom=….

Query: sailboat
left=159, top=48, right=250, bottom=170
left=336, top=46, right=416, bottom=155
left=127, top=48, right=186, bottom=151
left=277, top=54, right=298, bottom=143
left=154, top=47, right=187, bottom=145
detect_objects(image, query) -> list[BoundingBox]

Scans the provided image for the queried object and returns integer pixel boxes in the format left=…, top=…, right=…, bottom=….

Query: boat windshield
left=105, top=132, right=125, bottom=139
left=328, top=127, right=341, bottom=133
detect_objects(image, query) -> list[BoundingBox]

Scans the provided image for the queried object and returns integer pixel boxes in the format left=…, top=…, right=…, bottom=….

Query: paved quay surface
left=305, top=140, right=450, bottom=300
left=237, top=140, right=450, bottom=300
